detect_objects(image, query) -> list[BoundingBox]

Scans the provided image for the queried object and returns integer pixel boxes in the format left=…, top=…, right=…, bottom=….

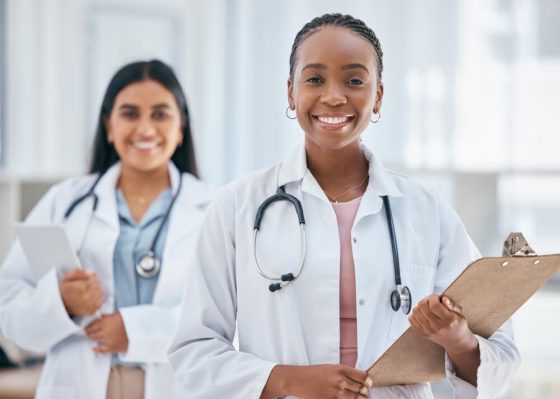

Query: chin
left=307, top=135, right=360, bottom=152
left=124, top=159, right=169, bottom=174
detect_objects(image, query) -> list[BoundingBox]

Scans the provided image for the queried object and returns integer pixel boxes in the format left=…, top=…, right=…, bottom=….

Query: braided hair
left=289, top=13, right=383, bottom=81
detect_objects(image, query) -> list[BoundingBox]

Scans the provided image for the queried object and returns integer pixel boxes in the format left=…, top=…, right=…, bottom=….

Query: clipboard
left=14, top=224, right=82, bottom=280
left=367, top=233, right=560, bottom=387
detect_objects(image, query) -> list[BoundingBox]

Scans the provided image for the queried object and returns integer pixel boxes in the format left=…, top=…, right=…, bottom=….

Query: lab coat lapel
left=354, top=144, right=403, bottom=225
left=91, top=163, right=121, bottom=230
left=63, top=194, right=95, bottom=254
left=62, top=164, right=119, bottom=253
left=162, top=166, right=213, bottom=250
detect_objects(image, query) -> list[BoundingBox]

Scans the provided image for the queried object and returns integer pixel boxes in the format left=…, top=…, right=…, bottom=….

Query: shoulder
left=48, top=174, right=99, bottom=197
left=24, top=174, right=100, bottom=223
left=202, top=164, right=279, bottom=217
left=387, top=171, right=439, bottom=204
left=384, top=170, right=460, bottom=225
left=179, top=172, right=220, bottom=210
left=180, top=173, right=216, bottom=194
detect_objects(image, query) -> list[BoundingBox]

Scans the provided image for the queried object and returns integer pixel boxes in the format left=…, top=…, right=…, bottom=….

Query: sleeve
left=435, top=199, right=520, bottom=399
left=0, top=185, right=81, bottom=353
left=118, top=305, right=179, bottom=363
left=167, top=188, right=277, bottom=399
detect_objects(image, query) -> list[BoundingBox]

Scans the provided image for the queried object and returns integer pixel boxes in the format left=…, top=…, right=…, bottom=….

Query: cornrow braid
left=289, top=13, right=383, bottom=81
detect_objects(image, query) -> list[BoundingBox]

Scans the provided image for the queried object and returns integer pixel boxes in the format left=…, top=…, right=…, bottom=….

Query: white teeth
left=317, top=116, right=350, bottom=124
left=132, top=142, right=158, bottom=150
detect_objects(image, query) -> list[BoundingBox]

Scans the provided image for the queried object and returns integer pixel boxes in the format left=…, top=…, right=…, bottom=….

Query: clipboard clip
left=502, top=232, right=537, bottom=257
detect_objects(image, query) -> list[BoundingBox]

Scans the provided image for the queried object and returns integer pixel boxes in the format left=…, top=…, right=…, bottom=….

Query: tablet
left=14, top=224, right=81, bottom=280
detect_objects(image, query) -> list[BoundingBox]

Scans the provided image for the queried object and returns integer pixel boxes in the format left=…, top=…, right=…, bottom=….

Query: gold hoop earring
left=370, top=112, right=381, bottom=123
left=285, top=106, right=296, bottom=120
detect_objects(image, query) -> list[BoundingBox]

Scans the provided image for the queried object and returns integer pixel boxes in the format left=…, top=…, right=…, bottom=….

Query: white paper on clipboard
left=15, top=224, right=81, bottom=280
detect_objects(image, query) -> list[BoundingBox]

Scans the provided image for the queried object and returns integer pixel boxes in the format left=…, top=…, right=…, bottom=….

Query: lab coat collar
left=92, top=161, right=207, bottom=228
left=277, top=142, right=404, bottom=199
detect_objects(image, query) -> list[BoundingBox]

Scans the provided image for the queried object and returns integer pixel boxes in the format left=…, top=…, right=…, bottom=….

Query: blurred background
left=0, top=0, right=559, bottom=398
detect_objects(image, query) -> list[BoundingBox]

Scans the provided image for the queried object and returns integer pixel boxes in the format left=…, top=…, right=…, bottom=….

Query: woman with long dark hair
left=0, top=59, right=213, bottom=399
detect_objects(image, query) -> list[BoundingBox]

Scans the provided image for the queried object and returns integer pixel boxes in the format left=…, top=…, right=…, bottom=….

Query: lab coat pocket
left=35, top=385, right=77, bottom=399
left=387, top=262, right=435, bottom=341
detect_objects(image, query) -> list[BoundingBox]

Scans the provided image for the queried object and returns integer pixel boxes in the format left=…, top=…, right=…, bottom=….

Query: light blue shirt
left=113, top=188, right=172, bottom=308
left=113, top=188, right=172, bottom=366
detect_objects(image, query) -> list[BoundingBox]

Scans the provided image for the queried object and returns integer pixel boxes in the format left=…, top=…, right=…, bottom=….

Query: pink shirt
left=332, top=196, right=362, bottom=367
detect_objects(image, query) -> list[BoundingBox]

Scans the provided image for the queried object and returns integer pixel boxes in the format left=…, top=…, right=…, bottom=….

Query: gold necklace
left=325, top=174, right=369, bottom=203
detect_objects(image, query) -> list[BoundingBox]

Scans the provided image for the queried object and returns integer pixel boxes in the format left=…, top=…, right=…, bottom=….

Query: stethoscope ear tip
left=269, top=283, right=282, bottom=292
left=281, top=273, right=294, bottom=282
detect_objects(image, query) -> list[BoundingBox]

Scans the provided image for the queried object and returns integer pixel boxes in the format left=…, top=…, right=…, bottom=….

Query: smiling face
left=288, top=26, right=384, bottom=151
left=106, top=79, right=183, bottom=174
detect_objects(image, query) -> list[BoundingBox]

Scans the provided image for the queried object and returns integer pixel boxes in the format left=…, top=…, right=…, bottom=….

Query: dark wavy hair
left=89, top=59, right=198, bottom=177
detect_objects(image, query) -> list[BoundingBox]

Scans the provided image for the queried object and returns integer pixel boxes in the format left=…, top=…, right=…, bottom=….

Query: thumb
left=442, top=296, right=463, bottom=316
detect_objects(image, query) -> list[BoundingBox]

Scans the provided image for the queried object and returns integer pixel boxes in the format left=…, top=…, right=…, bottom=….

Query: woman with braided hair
left=169, top=14, right=519, bottom=398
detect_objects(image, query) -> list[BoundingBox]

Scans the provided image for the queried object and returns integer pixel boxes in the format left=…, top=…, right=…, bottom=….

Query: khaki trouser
left=106, top=366, right=145, bottom=399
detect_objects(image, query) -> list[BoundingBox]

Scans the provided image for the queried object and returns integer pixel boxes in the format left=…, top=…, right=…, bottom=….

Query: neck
left=305, top=140, right=368, bottom=184
left=305, top=139, right=369, bottom=202
left=118, top=164, right=171, bottom=195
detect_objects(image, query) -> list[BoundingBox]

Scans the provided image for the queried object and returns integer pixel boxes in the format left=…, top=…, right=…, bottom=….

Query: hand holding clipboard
left=367, top=233, right=560, bottom=387
left=15, top=225, right=103, bottom=319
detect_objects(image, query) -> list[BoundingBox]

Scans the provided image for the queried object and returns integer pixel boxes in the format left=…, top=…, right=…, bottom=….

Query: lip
left=312, top=113, right=354, bottom=130
left=130, top=141, right=162, bottom=151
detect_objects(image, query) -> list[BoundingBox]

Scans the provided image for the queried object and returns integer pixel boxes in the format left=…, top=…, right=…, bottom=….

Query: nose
left=320, top=82, right=347, bottom=106
left=135, top=116, right=157, bottom=136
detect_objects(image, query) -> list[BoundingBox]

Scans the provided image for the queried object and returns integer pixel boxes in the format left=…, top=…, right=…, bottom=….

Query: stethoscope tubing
left=253, top=187, right=307, bottom=290
left=382, top=195, right=402, bottom=286
left=253, top=181, right=411, bottom=313
left=64, top=170, right=183, bottom=278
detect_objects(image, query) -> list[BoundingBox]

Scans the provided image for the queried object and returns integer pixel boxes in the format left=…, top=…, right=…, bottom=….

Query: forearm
left=260, top=365, right=298, bottom=399
left=446, top=335, right=480, bottom=387
left=0, top=270, right=80, bottom=352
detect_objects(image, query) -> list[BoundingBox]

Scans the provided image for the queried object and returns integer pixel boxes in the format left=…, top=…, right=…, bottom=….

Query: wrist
left=263, top=365, right=299, bottom=398
left=446, top=333, right=479, bottom=357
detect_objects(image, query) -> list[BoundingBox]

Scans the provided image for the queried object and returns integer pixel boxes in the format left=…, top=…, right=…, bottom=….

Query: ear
left=373, top=83, right=384, bottom=114
left=287, top=78, right=295, bottom=110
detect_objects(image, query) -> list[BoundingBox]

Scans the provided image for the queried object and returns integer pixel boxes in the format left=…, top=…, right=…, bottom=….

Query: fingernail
left=360, top=386, right=368, bottom=395
left=85, top=270, right=94, bottom=275
left=365, top=376, right=373, bottom=387
left=444, top=297, right=451, bottom=306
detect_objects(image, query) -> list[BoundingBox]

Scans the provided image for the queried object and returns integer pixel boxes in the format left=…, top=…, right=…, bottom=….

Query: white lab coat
left=169, top=144, right=520, bottom=399
left=0, top=162, right=214, bottom=399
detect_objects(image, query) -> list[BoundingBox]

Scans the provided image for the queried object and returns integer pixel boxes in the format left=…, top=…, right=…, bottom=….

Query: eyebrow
left=341, top=64, right=370, bottom=74
left=301, top=63, right=370, bottom=74
left=151, top=103, right=172, bottom=109
left=118, top=103, right=172, bottom=110
left=301, top=63, right=327, bottom=72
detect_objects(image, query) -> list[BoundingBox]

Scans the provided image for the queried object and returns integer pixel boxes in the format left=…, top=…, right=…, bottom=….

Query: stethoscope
left=253, top=184, right=413, bottom=315
left=64, top=172, right=183, bottom=279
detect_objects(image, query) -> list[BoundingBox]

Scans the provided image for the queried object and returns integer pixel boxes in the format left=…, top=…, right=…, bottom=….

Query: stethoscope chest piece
left=390, top=285, right=412, bottom=315
left=136, top=251, right=161, bottom=279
